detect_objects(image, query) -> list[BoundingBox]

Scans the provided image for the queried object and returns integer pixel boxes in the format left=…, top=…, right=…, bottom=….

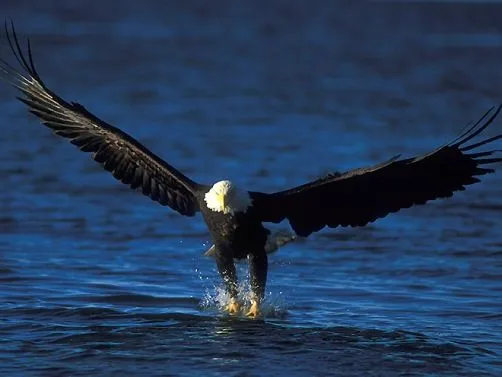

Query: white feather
left=204, top=180, right=252, bottom=215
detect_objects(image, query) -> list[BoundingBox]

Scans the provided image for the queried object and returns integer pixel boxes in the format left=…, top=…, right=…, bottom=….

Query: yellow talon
left=226, top=297, right=240, bottom=315
left=246, top=300, right=261, bottom=318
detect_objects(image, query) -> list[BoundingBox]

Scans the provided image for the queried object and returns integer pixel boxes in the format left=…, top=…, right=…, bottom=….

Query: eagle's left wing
left=250, top=106, right=502, bottom=237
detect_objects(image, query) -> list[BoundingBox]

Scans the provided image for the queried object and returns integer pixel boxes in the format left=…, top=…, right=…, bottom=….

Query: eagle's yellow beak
left=218, top=192, right=226, bottom=209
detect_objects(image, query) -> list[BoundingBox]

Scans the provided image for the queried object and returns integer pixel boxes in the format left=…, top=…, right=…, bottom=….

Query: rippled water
left=1, top=1, right=502, bottom=376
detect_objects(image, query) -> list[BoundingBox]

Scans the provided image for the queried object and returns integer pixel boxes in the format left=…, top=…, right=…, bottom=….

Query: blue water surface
left=1, top=1, right=502, bottom=376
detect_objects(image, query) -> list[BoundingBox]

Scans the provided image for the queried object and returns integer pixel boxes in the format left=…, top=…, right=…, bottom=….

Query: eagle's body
left=199, top=181, right=270, bottom=314
left=2, top=23, right=502, bottom=317
left=201, top=208, right=269, bottom=261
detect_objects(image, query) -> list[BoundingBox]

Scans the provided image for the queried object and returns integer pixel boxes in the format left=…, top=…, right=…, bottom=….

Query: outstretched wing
left=0, top=22, right=203, bottom=216
left=251, top=106, right=502, bottom=237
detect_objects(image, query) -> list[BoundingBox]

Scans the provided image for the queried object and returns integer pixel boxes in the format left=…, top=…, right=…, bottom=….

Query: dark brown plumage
left=2, top=21, right=501, bottom=316
left=0, top=22, right=203, bottom=217
left=251, top=106, right=502, bottom=236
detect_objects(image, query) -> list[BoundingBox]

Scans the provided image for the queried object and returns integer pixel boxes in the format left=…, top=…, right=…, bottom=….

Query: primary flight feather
left=2, top=22, right=501, bottom=317
left=250, top=106, right=502, bottom=236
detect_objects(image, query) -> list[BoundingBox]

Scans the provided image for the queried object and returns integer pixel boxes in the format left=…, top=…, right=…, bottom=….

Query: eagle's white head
left=204, top=180, right=252, bottom=215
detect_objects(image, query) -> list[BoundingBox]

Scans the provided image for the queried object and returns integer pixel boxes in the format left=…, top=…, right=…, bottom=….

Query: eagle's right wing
left=0, top=22, right=204, bottom=216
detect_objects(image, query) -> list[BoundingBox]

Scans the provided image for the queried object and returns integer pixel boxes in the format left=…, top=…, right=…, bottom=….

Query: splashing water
left=195, top=250, right=290, bottom=318
left=200, top=280, right=289, bottom=319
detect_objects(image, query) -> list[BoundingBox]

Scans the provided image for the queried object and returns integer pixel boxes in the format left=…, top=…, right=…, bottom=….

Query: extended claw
left=226, top=297, right=240, bottom=315
left=245, top=299, right=261, bottom=318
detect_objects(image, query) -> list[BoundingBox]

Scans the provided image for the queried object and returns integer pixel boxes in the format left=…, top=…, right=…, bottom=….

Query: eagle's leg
left=214, top=248, right=240, bottom=314
left=246, top=250, right=268, bottom=317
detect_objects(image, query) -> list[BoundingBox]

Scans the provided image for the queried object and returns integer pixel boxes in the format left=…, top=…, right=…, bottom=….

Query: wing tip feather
left=453, top=104, right=502, bottom=148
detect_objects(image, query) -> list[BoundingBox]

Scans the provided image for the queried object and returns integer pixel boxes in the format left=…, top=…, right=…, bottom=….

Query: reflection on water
left=1, top=1, right=502, bottom=376
left=0, top=304, right=481, bottom=377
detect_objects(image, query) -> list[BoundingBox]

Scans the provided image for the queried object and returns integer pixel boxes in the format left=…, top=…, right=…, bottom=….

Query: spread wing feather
left=251, top=106, right=502, bottom=237
left=0, top=22, right=202, bottom=216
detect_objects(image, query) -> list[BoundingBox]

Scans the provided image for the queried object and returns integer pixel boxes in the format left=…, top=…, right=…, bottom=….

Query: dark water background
left=1, top=1, right=502, bottom=376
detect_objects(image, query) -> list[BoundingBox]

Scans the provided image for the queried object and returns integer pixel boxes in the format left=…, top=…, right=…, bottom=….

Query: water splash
left=200, top=281, right=289, bottom=319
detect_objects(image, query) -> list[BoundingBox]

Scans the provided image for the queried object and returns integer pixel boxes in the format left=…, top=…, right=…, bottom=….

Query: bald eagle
left=2, top=23, right=501, bottom=317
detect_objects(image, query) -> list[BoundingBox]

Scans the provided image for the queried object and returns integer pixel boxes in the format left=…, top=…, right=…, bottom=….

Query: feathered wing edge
left=414, top=105, right=502, bottom=167
left=250, top=105, right=502, bottom=235
left=0, top=21, right=204, bottom=216
left=450, top=105, right=502, bottom=165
